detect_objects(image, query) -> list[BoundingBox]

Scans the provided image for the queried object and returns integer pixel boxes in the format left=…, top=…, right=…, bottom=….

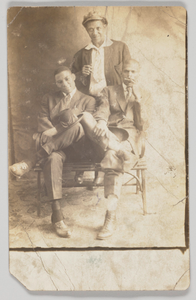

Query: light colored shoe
left=74, top=171, right=84, bottom=185
left=97, top=210, right=116, bottom=240
left=9, top=161, right=30, bottom=178
left=54, top=220, right=71, bottom=238
left=94, top=171, right=104, bottom=186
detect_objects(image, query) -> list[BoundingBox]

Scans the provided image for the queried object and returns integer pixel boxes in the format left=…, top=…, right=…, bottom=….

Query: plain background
left=1, top=0, right=195, bottom=299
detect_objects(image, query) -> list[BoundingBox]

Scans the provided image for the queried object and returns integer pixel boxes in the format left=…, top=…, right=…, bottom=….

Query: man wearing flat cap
left=72, top=11, right=131, bottom=98
left=71, top=11, right=131, bottom=179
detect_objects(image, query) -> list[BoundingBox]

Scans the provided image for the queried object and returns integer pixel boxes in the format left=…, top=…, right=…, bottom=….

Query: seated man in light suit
left=94, top=59, right=152, bottom=240
left=9, top=66, right=135, bottom=239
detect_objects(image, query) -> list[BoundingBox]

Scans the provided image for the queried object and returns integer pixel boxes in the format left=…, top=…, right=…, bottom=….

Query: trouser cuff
left=104, top=172, right=123, bottom=199
left=51, top=209, right=64, bottom=224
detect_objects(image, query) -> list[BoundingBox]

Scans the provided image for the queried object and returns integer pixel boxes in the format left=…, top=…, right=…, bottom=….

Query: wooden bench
left=34, top=156, right=147, bottom=218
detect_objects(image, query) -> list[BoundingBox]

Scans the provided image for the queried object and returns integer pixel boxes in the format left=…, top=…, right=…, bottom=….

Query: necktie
left=60, top=94, right=71, bottom=111
left=124, top=86, right=133, bottom=115
left=126, top=86, right=132, bottom=101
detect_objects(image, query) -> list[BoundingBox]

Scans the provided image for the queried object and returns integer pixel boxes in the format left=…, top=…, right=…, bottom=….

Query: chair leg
left=37, top=171, right=41, bottom=217
left=141, top=170, right=147, bottom=215
left=136, top=170, right=140, bottom=194
left=93, top=170, right=99, bottom=185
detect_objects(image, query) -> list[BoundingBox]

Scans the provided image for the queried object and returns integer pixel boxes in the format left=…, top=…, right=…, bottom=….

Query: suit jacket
left=37, top=89, right=96, bottom=133
left=71, top=40, right=131, bottom=95
left=97, top=84, right=152, bottom=155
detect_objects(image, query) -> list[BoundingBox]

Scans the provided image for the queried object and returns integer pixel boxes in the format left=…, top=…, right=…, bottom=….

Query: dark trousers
left=38, top=113, right=136, bottom=201
left=40, top=123, right=104, bottom=200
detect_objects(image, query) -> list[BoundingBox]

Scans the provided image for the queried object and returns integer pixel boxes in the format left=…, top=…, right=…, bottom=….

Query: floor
left=9, top=169, right=186, bottom=249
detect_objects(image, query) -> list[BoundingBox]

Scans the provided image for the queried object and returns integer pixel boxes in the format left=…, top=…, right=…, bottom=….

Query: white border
left=2, top=0, right=196, bottom=298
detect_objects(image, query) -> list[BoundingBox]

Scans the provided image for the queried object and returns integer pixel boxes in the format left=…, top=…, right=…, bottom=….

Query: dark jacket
left=37, top=89, right=96, bottom=133
left=71, top=40, right=131, bottom=95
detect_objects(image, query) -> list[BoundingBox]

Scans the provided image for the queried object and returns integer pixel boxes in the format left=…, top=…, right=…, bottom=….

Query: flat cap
left=82, top=11, right=108, bottom=27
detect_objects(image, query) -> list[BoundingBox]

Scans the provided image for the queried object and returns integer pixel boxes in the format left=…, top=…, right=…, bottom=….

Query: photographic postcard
left=8, top=6, right=189, bottom=291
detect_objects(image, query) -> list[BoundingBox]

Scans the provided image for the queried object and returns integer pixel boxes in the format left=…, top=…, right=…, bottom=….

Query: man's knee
left=100, top=150, right=123, bottom=171
left=46, top=151, right=66, bottom=165
left=60, top=122, right=85, bottom=142
left=80, top=112, right=97, bottom=132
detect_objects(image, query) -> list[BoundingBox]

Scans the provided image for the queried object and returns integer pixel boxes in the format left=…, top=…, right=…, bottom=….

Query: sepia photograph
left=7, top=6, right=189, bottom=291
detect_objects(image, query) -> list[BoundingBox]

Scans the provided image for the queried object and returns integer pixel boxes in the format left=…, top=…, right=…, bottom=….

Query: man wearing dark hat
left=94, top=59, right=152, bottom=240
left=9, top=65, right=136, bottom=239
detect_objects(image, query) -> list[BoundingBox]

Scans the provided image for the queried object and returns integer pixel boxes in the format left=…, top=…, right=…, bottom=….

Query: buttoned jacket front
left=37, top=89, right=96, bottom=133
left=97, top=84, right=152, bottom=156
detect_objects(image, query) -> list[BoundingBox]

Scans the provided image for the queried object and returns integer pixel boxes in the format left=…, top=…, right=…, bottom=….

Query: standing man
left=72, top=11, right=131, bottom=180
left=72, top=11, right=131, bottom=96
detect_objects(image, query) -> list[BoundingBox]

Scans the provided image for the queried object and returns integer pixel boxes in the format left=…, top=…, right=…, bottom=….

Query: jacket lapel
left=82, top=48, right=92, bottom=66
left=50, top=90, right=80, bottom=121
left=50, top=92, right=64, bottom=121
left=125, top=93, right=135, bottom=113
left=69, top=89, right=81, bottom=108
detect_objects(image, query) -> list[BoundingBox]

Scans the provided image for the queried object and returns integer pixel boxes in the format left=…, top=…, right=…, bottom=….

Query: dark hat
left=108, top=126, right=129, bottom=142
left=58, top=109, right=83, bottom=130
left=82, top=11, right=108, bottom=27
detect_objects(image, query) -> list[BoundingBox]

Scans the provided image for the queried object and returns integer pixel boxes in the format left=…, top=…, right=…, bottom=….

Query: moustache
left=124, top=78, right=135, bottom=82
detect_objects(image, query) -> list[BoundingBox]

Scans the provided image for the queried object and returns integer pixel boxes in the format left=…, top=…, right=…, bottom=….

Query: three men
left=9, top=11, right=150, bottom=241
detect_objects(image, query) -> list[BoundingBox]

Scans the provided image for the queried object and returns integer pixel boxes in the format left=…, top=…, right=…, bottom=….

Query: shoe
left=87, top=172, right=104, bottom=191
left=9, top=161, right=30, bottom=178
left=93, top=172, right=104, bottom=185
left=53, top=220, right=71, bottom=238
left=74, top=171, right=84, bottom=185
left=97, top=210, right=116, bottom=240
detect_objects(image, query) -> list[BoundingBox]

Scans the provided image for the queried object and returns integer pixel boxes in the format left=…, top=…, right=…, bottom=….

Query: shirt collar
left=123, top=83, right=132, bottom=92
left=63, top=87, right=76, bottom=99
left=123, top=83, right=128, bottom=92
left=85, top=36, right=113, bottom=50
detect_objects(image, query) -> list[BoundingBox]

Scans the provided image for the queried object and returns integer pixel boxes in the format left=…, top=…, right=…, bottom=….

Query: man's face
left=122, top=62, right=140, bottom=87
left=85, top=20, right=106, bottom=46
left=55, top=70, right=76, bottom=94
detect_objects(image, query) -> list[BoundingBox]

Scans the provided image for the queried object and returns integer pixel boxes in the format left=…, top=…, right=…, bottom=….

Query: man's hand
left=132, top=84, right=142, bottom=102
left=82, top=65, right=92, bottom=77
left=93, top=120, right=108, bottom=137
left=41, top=127, right=58, bottom=144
